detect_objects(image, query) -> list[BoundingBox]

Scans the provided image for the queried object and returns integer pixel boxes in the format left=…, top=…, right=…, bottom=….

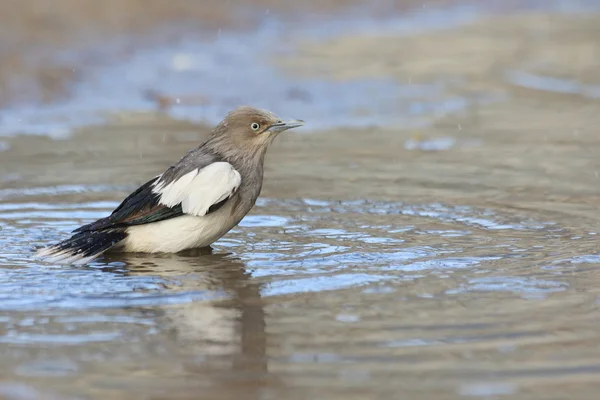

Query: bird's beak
left=267, top=119, right=305, bottom=133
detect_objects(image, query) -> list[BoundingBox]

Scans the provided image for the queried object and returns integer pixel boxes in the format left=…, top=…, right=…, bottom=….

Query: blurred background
left=2, top=0, right=600, bottom=399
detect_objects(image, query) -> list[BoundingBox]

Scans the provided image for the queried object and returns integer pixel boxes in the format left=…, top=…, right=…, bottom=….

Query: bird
left=36, top=106, right=304, bottom=265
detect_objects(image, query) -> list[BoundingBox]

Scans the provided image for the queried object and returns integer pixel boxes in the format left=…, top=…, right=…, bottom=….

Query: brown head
left=207, top=106, right=304, bottom=159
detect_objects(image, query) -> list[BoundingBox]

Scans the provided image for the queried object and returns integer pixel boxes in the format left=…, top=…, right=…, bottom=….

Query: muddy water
left=3, top=2, right=600, bottom=399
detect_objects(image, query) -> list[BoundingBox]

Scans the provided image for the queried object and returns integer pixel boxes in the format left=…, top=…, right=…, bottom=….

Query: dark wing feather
left=74, top=149, right=233, bottom=233
left=73, top=176, right=184, bottom=233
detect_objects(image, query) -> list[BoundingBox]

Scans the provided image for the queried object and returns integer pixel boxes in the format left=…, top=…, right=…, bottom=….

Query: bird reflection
left=102, top=249, right=269, bottom=395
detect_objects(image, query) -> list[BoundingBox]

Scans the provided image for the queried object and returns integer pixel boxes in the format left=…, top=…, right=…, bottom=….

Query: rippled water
left=3, top=167, right=600, bottom=398
left=3, top=2, right=600, bottom=399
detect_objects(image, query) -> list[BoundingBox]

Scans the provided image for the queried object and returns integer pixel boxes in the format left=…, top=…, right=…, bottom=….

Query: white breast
left=121, top=207, right=238, bottom=253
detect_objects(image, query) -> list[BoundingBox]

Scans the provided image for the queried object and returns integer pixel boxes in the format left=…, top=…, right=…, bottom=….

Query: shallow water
left=5, top=192, right=600, bottom=399
left=3, top=1, right=600, bottom=399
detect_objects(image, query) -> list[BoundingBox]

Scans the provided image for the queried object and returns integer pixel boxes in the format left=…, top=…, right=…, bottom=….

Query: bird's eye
left=251, top=122, right=260, bottom=131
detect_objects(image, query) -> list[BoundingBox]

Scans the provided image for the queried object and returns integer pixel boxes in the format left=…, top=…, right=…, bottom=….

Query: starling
left=37, top=106, right=304, bottom=265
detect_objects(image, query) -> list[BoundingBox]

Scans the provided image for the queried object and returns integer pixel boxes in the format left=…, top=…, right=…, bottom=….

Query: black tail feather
left=37, top=229, right=127, bottom=264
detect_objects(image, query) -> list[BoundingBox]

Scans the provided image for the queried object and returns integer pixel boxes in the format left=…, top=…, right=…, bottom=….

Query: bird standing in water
left=37, top=106, right=304, bottom=265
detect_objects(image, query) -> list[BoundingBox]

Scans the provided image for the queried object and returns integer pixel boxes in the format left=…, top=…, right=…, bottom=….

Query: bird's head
left=210, top=106, right=304, bottom=154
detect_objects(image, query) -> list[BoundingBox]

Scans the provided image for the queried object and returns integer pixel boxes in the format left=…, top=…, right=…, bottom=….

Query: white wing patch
left=152, top=162, right=242, bottom=217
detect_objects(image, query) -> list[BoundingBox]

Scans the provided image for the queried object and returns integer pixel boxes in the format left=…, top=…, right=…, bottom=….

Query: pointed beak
left=267, top=119, right=305, bottom=133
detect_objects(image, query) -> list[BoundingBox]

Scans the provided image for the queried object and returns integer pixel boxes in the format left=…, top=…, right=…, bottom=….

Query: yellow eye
left=251, top=122, right=260, bottom=131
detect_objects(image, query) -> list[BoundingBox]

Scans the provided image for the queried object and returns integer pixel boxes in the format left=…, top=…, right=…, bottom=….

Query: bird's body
left=120, top=161, right=261, bottom=254
left=37, top=106, right=303, bottom=265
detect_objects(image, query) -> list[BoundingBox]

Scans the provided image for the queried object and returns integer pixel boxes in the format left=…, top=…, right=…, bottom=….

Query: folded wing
left=75, top=162, right=241, bottom=233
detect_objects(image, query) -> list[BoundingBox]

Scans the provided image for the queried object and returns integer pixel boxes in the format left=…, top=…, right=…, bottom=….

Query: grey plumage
left=37, top=106, right=304, bottom=265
